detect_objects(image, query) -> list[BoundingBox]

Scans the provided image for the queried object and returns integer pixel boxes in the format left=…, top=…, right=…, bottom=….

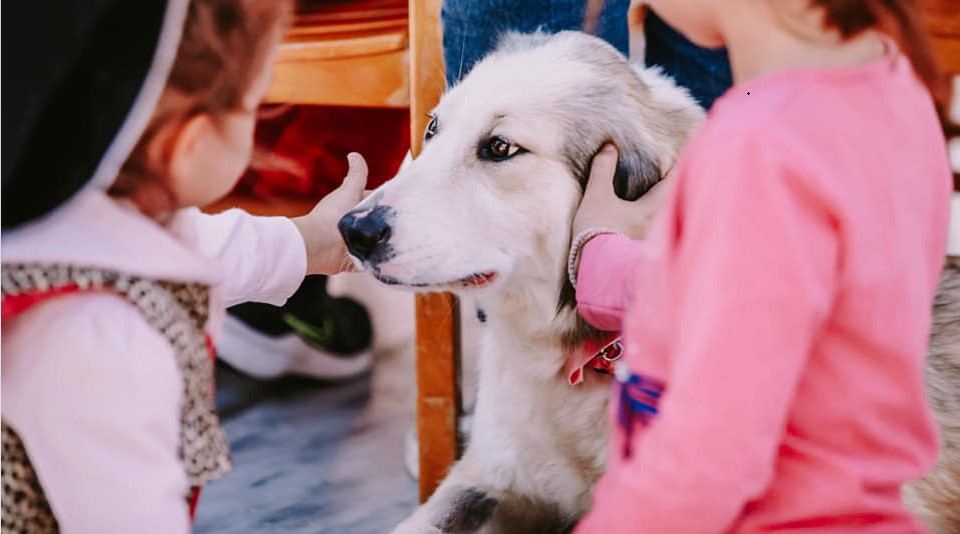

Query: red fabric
left=237, top=105, right=410, bottom=201
left=2, top=285, right=82, bottom=320
left=204, top=334, right=216, bottom=361
left=188, top=486, right=202, bottom=520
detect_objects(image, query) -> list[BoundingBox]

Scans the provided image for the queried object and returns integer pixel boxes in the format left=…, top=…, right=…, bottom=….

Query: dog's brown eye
left=424, top=115, right=438, bottom=141
left=490, top=138, right=509, bottom=157
left=479, top=136, right=522, bottom=161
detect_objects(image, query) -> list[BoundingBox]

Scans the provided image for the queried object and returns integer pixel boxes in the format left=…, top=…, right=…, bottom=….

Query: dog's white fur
left=345, top=32, right=703, bottom=533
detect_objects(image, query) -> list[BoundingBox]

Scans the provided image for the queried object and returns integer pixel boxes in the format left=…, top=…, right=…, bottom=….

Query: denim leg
left=441, top=0, right=630, bottom=86
left=643, top=11, right=732, bottom=109
left=440, top=2, right=732, bottom=108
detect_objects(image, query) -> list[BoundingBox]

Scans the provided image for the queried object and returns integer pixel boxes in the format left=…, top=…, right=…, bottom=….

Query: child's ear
left=167, top=114, right=217, bottom=187
left=610, top=143, right=664, bottom=201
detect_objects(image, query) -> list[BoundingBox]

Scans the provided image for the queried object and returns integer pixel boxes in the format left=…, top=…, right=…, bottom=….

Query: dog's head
left=340, top=31, right=702, bottom=344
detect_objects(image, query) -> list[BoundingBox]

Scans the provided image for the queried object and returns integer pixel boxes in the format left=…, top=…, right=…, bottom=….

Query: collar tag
left=566, top=336, right=623, bottom=385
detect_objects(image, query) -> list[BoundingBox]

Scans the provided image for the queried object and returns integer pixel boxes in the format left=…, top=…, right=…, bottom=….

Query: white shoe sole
left=218, top=315, right=373, bottom=380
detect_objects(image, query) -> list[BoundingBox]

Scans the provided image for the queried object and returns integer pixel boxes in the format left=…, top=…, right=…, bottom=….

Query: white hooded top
left=2, top=188, right=306, bottom=532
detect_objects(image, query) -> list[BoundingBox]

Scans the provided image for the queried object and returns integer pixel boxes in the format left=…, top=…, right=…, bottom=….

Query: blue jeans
left=442, top=0, right=630, bottom=86
left=441, top=2, right=731, bottom=109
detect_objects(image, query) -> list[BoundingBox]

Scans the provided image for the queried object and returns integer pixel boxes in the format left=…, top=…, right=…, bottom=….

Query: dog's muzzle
left=338, top=205, right=393, bottom=265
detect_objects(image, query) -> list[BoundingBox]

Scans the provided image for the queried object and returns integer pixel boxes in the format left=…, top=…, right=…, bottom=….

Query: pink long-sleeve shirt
left=575, top=50, right=952, bottom=532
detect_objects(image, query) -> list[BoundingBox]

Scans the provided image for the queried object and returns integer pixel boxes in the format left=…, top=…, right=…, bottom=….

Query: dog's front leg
left=391, top=459, right=504, bottom=534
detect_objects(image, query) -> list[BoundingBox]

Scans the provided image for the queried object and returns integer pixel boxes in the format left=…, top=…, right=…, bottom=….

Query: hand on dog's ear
left=573, top=144, right=672, bottom=241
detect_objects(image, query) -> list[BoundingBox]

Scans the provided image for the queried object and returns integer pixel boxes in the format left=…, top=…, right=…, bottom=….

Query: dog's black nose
left=338, top=209, right=392, bottom=262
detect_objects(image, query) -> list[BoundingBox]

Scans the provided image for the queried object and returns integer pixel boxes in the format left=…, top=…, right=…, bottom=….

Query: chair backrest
left=289, top=0, right=407, bottom=43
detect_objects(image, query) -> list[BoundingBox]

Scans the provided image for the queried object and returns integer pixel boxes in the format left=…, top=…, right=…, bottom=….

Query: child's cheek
left=223, top=113, right=257, bottom=176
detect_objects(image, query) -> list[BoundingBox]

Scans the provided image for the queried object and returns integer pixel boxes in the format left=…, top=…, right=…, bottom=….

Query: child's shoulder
left=706, top=53, right=937, bottom=147
left=676, top=83, right=842, bottom=200
left=706, top=74, right=802, bottom=127
left=684, top=86, right=803, bottom=171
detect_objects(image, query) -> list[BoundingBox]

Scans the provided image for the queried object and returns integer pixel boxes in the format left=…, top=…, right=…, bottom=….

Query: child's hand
left=572, top=144, right=671, bottom=241
left=292, top=153, right=368, bottom=275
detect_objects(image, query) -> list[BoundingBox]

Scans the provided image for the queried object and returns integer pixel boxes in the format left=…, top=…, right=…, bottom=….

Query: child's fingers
left=340, top=152, right=369, bottom=194
left=582, top=143, right=620, bottom=204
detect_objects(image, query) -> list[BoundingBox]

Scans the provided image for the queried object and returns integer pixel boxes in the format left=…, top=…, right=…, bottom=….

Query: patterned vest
left=1, top=264, right=232, bottom=533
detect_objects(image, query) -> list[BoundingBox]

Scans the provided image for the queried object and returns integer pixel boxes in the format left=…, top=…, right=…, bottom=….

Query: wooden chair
left=267, top=1, right=410, bottom=109
left=403, top=0, right=461, bottom=503
left=210, top=0, right=460, bottom=502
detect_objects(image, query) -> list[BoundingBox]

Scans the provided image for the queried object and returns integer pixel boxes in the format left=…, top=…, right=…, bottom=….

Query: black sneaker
left=218, top=275, right=373, bottom=380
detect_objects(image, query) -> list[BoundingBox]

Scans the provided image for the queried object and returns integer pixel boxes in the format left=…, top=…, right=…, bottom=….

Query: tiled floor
left=193, top=273, right=483, bottom=533
left=194, top=346, right=418, bottom=533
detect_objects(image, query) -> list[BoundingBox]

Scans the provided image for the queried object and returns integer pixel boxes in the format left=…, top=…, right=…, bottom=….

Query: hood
left=2, top=0, right=189, bottom=230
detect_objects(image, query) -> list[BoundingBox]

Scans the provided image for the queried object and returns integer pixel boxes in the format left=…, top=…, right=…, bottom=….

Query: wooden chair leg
left=408, top=0, right=458, bottom=502
left=415, top=293, right=461, bottom=501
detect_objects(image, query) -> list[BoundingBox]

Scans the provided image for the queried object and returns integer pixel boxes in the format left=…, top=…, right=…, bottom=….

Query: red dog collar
left=566, top=336, right=623, bottom=385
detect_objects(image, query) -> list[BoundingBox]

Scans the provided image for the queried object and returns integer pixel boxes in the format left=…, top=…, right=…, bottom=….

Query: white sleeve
left=1, top=294, right=190, bottom=534
left=173, top=207, right=307, bottom=307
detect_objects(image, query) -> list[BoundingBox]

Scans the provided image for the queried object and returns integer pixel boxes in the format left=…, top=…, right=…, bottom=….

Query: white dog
left=340, top=31, right=704, bottom=533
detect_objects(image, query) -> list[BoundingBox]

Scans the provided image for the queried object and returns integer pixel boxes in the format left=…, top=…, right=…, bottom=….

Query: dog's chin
left=370, top=269, right=500, bottom=292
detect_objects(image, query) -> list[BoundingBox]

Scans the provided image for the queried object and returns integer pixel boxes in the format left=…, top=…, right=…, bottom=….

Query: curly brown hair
left=109, top=0, right=293, bottom=218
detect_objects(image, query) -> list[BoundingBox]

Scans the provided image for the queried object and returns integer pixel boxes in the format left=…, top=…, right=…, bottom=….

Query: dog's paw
left=393, top=487, right=500, bottom=534
left=434, top=487, right=499, bottom=532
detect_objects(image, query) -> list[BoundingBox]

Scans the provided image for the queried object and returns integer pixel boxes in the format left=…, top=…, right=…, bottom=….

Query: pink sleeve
left=577, top=134, right=837, bottom=532
left=173, top=208, right=307, bottom=307
left=576, top=233, right=650, bottom=331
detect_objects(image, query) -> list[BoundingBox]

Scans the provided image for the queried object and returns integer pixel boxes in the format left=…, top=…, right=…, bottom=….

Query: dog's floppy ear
left=611, top=142, right=663, bottom=201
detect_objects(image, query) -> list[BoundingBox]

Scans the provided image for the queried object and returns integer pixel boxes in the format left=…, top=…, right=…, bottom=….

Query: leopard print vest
left=1, top=264, right=232, bottom=533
